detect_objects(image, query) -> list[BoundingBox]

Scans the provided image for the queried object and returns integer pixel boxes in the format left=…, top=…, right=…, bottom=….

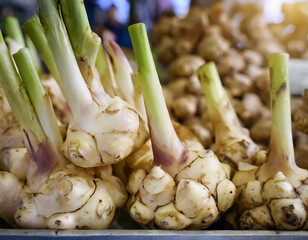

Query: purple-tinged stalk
left=37, top=0, right=139, bottom=167
left=129, top=23, right=186, bottom=177
left=0, top=34, right=127, bottom=229
left=7, top=47, right=128, bottom=229
left=13, top=48, right=64, bottom=165
left=257, top=53, right=308, bottom=187
left=126, top=28, right=237, bottom=228
left=0, top=31, right=57, bottom=192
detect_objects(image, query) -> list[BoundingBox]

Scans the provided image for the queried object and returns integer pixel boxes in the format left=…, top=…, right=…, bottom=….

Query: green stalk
left=0, top=31, right=57, bottom=191
left=105, top=41, right=135, bottom=106
left=197, top=62, right=225, bottom=108
left=257, top=53, right=308, bottom=187
left=37, top=0, right=93, bottom=115
left=59, top=0, right=111, bottom=106
left=129, top=23, right=186, bottom=177
left=4, top=17, right=24, bottom=56
left=197, top=62, right=244, bottom=144
left=13, top=48, right=63, bottom=153
left=60, top=0, right=101, bottom=81
left=5, top=37, right=23, bottom=55
left=23, top=15, right=62, bottom=89
left=197, top=62, right=262, bottom=169
left=0, top=31, right=44, bottom=142
left=3, top=17, right=25, bottom=46
left=25, top=35, right=43, bottom=74
left=269, top=53, right=293, bottom=160
left=96, top=44, right=119, bottom=97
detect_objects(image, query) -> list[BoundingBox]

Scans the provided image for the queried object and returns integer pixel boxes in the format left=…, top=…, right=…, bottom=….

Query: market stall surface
left=0, top=229, right=308, bottom=240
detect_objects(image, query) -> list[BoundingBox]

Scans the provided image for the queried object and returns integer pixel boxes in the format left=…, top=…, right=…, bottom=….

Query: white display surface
left=289, top=59, right=308, bottom=95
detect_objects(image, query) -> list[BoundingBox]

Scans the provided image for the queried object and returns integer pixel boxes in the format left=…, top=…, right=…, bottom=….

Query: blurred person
left=106, top=4, right=119, bottom=26
left=87, top=0, right=131, bottom=47
left=130, top=0, right=160, bottom=29
left=104, top=3, right=131, bottom=47
left=190, top=0, right=221, bottom=7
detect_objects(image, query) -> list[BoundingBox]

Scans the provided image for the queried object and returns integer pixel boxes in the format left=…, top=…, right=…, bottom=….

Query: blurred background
left=1, top=0, right=308, bottom=93
left=0, top=0, right=307, bottom=48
